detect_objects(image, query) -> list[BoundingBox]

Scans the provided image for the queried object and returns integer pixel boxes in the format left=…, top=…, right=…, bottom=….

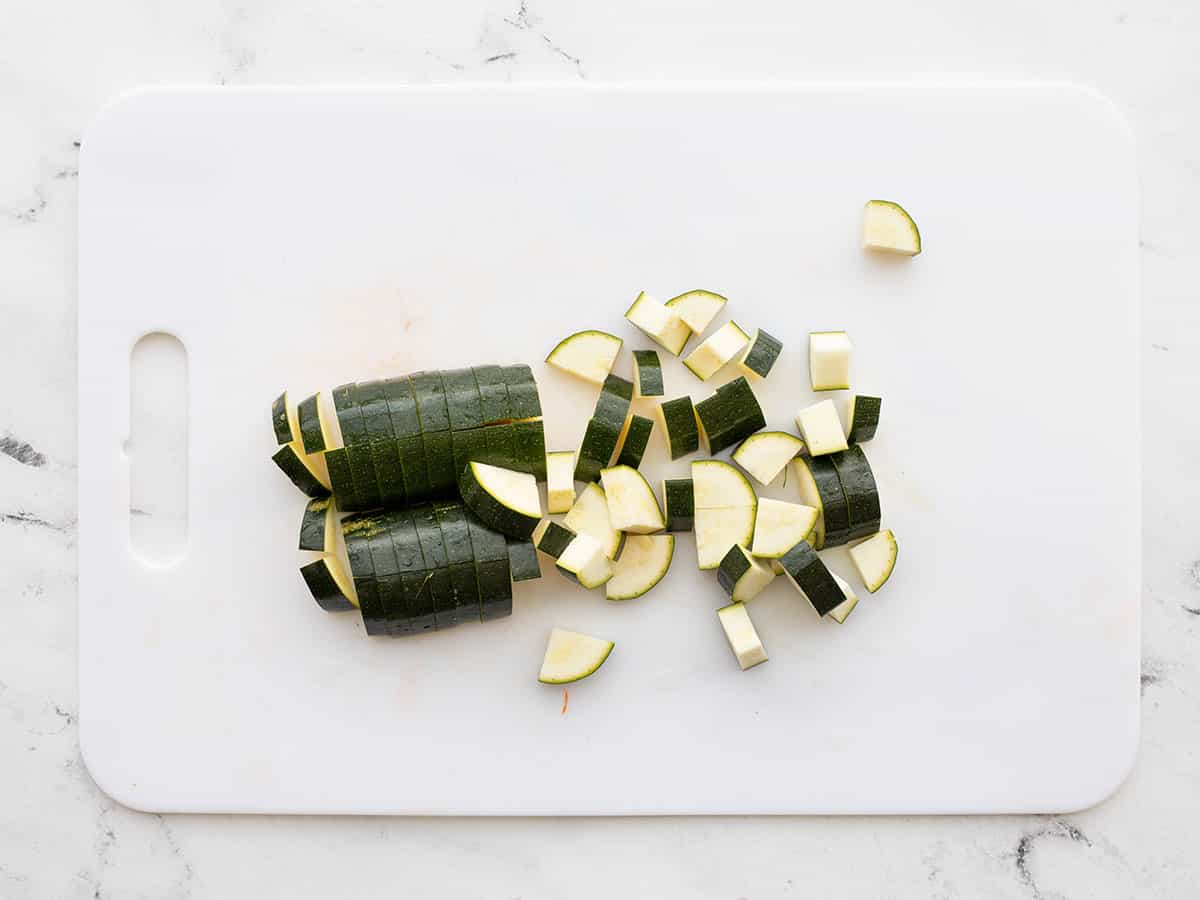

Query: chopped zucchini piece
left=271, top=390, right=298, bottom=445
left=736, top=328, right=784, bottom=380
left=750, top=498, right=818, bottom=559
left=546, top=450, right=577, bottom=514
left=717, top=602, right=767, bottom=670
left=555, top=533, right=614, bottom=589
left=599, top=465, right=665, bottom=533
left=593, top=374, right=634, bottom=429
left=717, top=545, right=776, bottom=603
left=538, top=627, right=614, bottom=684
left=409, top=371, right=451, bottom=433
left=777, top=540, right=845, bottom=616
left=694, top=505, right=756, bottom=570
left=827, top=572, right=859, bottom=624
left=458, top=461, right=542, bottom=539
left=574, top=417, right=623, bottom=483
left=691, top=459, right=757, bottom=509
left=332, top=384, right=382, bottom=507
left=731, top=430, right=805, bottom=486
left=606, top=534, right=674, bottom=601
left=533, top=519, right=576, bottom=559
left=297, top=392, right=333, bottom=454
left=849, top=529, right=898, bottom=593
left=271, top=442, right=332, bottom=498
left=500, top=364, right=543, bottom=419
left=657, top=396, right=700, bottom=460
left=323, top=447, right=362, bottom=511
left=694, top=376, right=766, bottom=454
left=615, top=415, right=654, bottom=469
left=563, top=482, right=623, bottom=559
left=809, top=331, right=853, bottom=392
left=472, top=365, right=512, bottom=425
left=664, top=289, right=727, bottom=334
left=632, top=349, right=664, bottom=397
left=795, top=399, right=849, bottom=456
left=625, top=291, right=690, bottom=356
left=662, top=477, right=694, bottom=532
left=507, top=538, right=542, bottom=582
left=683, top=320, right=750, bottom=381
left=298, top=496, right=336, bottom=552
left=792, top=455, right=850, bottom=549
left=409, top=504, right=457, bottom=629
left=357, top=380, right=407, bottom=506
left=829, top=445, right=881, bottom=540
left=465, top=510, right=513, bottom=621
left=510, top=419, right=548, bottom=480
left=441, top=368, right=484, bottom=431
left=299, top=555, right=358, bottom=612
left=545, top=330, right=623, bottom=385
left=863, top=199, right=921, bottom=256
left=340, top=514, right=389, bottom=634
left=846, top=395, right=882, bottom=444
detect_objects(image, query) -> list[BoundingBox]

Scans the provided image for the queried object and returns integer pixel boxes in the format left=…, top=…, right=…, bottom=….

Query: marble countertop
left=2, top=0, right=1198, bottom=896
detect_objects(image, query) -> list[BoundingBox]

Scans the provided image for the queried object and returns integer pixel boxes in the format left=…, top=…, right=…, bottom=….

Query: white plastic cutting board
left=78, top=84, right=1140, bottom=815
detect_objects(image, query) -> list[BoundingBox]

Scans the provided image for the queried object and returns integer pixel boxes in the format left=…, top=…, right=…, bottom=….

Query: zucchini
left=507, top=538, right=542, bottom=582
left=863, top=199, right=921, bottom=256
left=476, top=422, right=518, bottom=470
left=384, top=377, right=423, bottom=439
left=297, top=392, right=332, bottom=454
left=829, top=445, right=881, bottom=540
left=563, top=482, right=623, bottom=560
left=450, top=428, right=489, bottom=486
left=510, top=419, right=548, bottom=480
left=323, top=447, right=362, bottom=511
left=717, top=545, right=776, bottom=603
left=606, top=534, right=674, bottom=601
left=271, top=442, right=332, bottom=498
left=533, top=519, right=576, bottom=559
left=458, top=461, right=542, bottom=539
left=441, top=368, right=484, bottom=431
left=593, top=374, right=634, bottom=429
left=682, top=320, right=750, bottom=381
left=387, top=378, right=432, bottom=501
left=736, top=328, right=783, bottom=380
left=846, top=395, right=882, bottom=444
left=849, top=529, right=898, bottom=593
left=599, top=465, right=665, bottom=533
left=615, top=415, right=654, bottom=469
left=546, top=450, right=576, bottom=514
left=299, top=556, right=358, bottom=612
left=664, top=289, right=726, bottom=334
left=410, top=504, right=457, bottom=629
left=691, top=459, right=757, bottom=509
left=433, top=503, right=481, bottom=623
left=574, top=417, right=623, bottom=483
left=298, top=496, right=335, bottom=552
left=777, top=540, right=844, bottom=616
left=500, top=364, right=543, bottom=419
left=410, top=371, right=451, bottom=433
left=694, top=376, right=766, bottom=455
left=420, top=429, right=456, bottom=497
left=632, top=350, right=664, bottom=397
left=357, top=380, right=407, bottom=506
left=555, top=533, right=614, bottom=589
left=271, top=390, right=297, bottom=445
left=731, top=431, right=805, bottom=487
left=716, top=602, right=767, bottom=670
left=472, top=364, right=512, bottom=425
left=828, top=572, right=859, bottom=624
left=341, top=514, right=389, bottom=635
left=545, top=330, right=623, bottom=385
left=365, top=512, right=408, bottom=634
left=538, top=627, right=614, bottom=684
left=792, top=455, right=850, bottom=549
left=694, top=506, right=756, bottom=570
left=625, top=291, right=690, bottom=356
left=662, top=478, right=694, bottom=532
left=332, top=384, right=381, bottom=508
left=657, top=396, right=699, bottom=460
left=750, top=498, right=819, bottom=559
left=466, top=510, right=511, bottom=622
left=795, top=398, right=849, bottom=456
left=809, top=331, right=853, bottom=392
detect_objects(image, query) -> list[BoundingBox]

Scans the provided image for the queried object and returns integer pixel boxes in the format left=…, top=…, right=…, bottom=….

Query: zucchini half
left=632, top=349, right=664, bottom=397
left=777, top=540, right=844, bottom=616
left=606, top=534, right=674, bottom=601
left=656, top=395, right=700, bottom=460
left=458, top=461, right=542, bottom=539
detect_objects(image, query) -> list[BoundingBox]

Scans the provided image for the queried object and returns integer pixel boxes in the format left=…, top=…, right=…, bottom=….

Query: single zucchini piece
left=750, top=498, right=819, bottom=559
left=863, top=199, right=921, bottom=256
left=599, top=465, right=665, bottom=534
left=717, top=602, right=767, bottom=670
left=691, top=459, right=757, bottom=509
left=341, top=514, right=389, bottom=635
left=555, top=533, right=614, bottom=589
left=717, top=545, right=776, bottom=603
left=475, top=421, right=518, bottom=470
left=546, top=450, right=577, bottom=514
left=795, top=399, right=849, bottom=456
left=694, top=505, right=756, bottom=570
left=606, top=534, right=674, bottom=601
left=574, top=417, right=623, bottom=483
left=792, top=455, right=850, bottom=549
left=736, top=328, right=784, bottom=380
left=849, top=529, right=898, bottom=593
left=809, top=331, right=853, bottom=392
left=614, top=415, right=654, bottom=469
left=472, top=365, right=512, bottom=425
left=731, top=430, right=805, bottom=486
left=662, top=478, right=694, bottom=532
left=387, top=378, right=432, bottom=501
left=777, top=540, right=845, bottom=616
left=465, top=510, right=513, bottom=622
left=450, top=428, right=489, bottom=486
left=593, top=374, right=634, bottom=429
left=694, top=376, right=766, bottom=454
left=410, top=504, right=457, bottom=629
left=458, top=461, right=542, bottom=539
left=441, top=368, right=484, bottom=431
left=563, top=482, right=623, bottom=560
left=332, top=384, right=382, bottom=507
left=510, top=419, right=548, bottom=480
left=420, top=429, right=456, bottom=497
left=829, top=445, right=882, bottom=540
left=632, top=349, right=664, bottom=397
left=363, top=512, right=408, bottom=634
left=357, top=380, right=407, bottom=506
left=433, top=503, right=480, bottom=622
left=846, top=395, right=882, bottom=444
left=408, top=371, right=451, bottom=432
left=507, top=538, right=542, bottom=582
left=298, top=496, right=336, bottom=552
left=271, top=390, right=297, bottom=445
left=657, top=396, right=700, bottom=460
left=683, top=320, right=750, bottom=381
left=625, top=291, right=690, bottom=356
left=271, top=442, right=332, bottom=498
left=664, top=289, right=726, bottom=334
left=828, top=572, right=859, bottom=624
left=533, top=519, right=576, bottom=559
left=383, top=377, right=423, bottom=438
left=538, top=627, right=614, bottom=684
left=297, top=392, right=333, bottom=454
left=500, top=364, right=543, bottom=419
left=545, top=330, right=623, bottom=385
left=299, top=555, right=358, bottom=612
left=322, top=447, right=363, bottom=511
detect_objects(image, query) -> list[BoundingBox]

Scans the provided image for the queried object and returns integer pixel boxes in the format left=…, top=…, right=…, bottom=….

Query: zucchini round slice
left=632, top=349, right=664, bottom=397
left=717, top=545, right=776, bottom=603
left=694, top=377, right=766, bottom=455
left=538, top=627, right=614, bottom=684
left=716, top=602, right=767, bottom=670
left=795, top=398, right=849, bottom=457
left=777, top=540, right=844, bottom=616
left=846, top=395, right=882, bottom=444
left=271, top=442, right=332, bottom=499
left=694, top=505, right=756, bottom=570
left=736, top=328, right=784, bottom=380
left=555, top=533, right=614, bottom=589
left=792, top=455, right=850, bottom=549
left=691, top=459, right=756, bottom=509
left=271, top=390, right=297, bottom=445
left=507, top=538, right=542, bottom=582
left=599, top=465, right=665, bottom=534
left=500, top=364, right=543, bottom=419
left=533, top=519, right=576, bottom=559
left=827, top=572, right=859, bottom=624
left=657, top=396, right=700, bottom=460
left=563, top=482, right=623, bottom=560
left=809, top=331, right=853, bottom=392
left=614, top=415, right=654, bottom=469
left=731, top=431, right=805, bottom=487
left=829, top=445, right=881, bottom=540
left=625, top=291, right=690, bottom=356
left=546, top=330, right=623, bottom=385
left=545, top=450, right=577, bottom=514
left=298, top=496, right=336, bottom=552
left=458, top=461, right=542, bottom=539
left=849, top=529, right=898, bottom=593
left=863, top=199, right=921, bottom=256
left=664, top=289, right=727, bottom=334
left=750, top=498, right=818, bottom=559
left=662, top=477, right=694, bottom=532
left=683, top=320, right=750, bottom=381
left=299, top=556, right=358, bottom=612
left=606, top=534, right=674, bottom=601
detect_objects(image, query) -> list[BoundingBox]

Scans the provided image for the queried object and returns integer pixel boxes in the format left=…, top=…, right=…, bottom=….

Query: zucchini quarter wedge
left=606, top=534, right=674, bottom=601
left=538, top=628, right=614, bottom=684
left=664, top=289, right=726, bottom=334
left=458, top=461, right=542, bottom=540
left=849, top=529, right=898, bottom=593
left=599, top=465, right=665, bottom=534
left=546, top=330, right=623, bottom=385
left=863, top=199, right=921, bottom=256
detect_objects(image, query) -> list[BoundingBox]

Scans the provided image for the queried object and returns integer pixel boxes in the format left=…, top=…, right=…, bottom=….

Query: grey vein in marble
left=0, top=435, right=48, bottom=468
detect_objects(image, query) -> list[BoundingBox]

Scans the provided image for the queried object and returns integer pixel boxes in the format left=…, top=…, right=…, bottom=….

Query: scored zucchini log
left=777, top=540, right=845, bottom=616
left=664, top=289, right=727, bottom=334
left=632, top=349, right=664, bottom=397
left=506, top=537, right=542, bottom=582
left=829, top=445, right=881, bottom=540
left=575, top=374, right=634, bottom=482
left=792, top=454, right=850, bottom=549
left=533, top=519, right=576, bottom=559
left=625, top=291, right=690, bottom=356
left=662, top=477, right=695, bottom=532
left=863, top=199, right=921, bottom=256
left=828, top=572, right=859, bottom=624
left=272, top=442, right=332, bottom=498
left=750, top=498, right=818, bottom=559
left=717, top=545, right=776, bottom=603
left=599, top=465, right=665, bottom=534
left=615, top=415, right=654, bottom=469
left=657, top=396, right=700, bottom=460
left=809, top=331, right=853, bottom=392
left=556, top=533, right=615, bottom=589
left=298, top=496, right=336, bottom=552
left=694, top=377, right=766, bottom=455
left=849, top=529, right=898, bottom=593
left=731, top=430, right=805, bottom=486
left=795, top=399, right=849, bottom=457
left=563, top=482, right=623, bottom=560
left=546, top=450, right=577, bottom=514
left=606, top=534, right=674, bottom=601
left=683, top=320, right=750, bottom=381
left=299, top=555, right=358, bottom=612
left=546, top=330, right=623, bottom=385
left=458, top=461, right=543, bottom=539
left=716, top=602, right=767, bottom=670
left=846, top=395, right=882, bottom=444
left=538, top=627, right=614, bottom=684
left=736, top=328, right=784, bottom=380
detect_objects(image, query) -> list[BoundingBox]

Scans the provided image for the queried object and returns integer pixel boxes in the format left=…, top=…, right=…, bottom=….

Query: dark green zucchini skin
left=271, top=444, right=331, bottom=499
left=298, top=497, right=332, bottom=551
left=299, top=558, right=356, bottom=612
left=740, top=329, right=783, bottom=378
left=271, top=391, right=292, bottom=444
left=500, top=364, right=543, bottom=419
left=694, top=377, right=766, bottom=455
left=659, top=396, right=699, bottom=460
left=535, top=521, right=576, bottom=558
left=322, top=448, right=361, bottom=510
left=574, top=375, right=633, bottom=482
left=829, top=445, right=881, bottom=540
left=633, top=349, right=664, bottom=397
left=507, top=538, right=542, bottom=581
left=716, top=545, right=752, bottom=597
left=615, top=415, right=654, bottom=469
left=799, top=455, right=850, bottom=548
left=846, top=395, right=882, bottom=444
left=297, top=393, right=326, bottom=453
left=441, top=368, right=484, bottom=431
left=663, top=478, right=694, bottom=532
left=510, top=419, right=547, bottom=480
left=472, top=365, right=512, bottom=425
left=333, top=383, right=382, bottom=508
left=777, top=540, right=844, bottom=616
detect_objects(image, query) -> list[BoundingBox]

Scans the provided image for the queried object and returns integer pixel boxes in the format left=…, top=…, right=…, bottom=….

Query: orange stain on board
left=561, top=689, right=569, bottom=715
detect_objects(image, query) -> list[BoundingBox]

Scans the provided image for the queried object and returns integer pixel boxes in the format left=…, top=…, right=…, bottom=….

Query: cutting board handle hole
left=129, top=332, right=189, bottom=567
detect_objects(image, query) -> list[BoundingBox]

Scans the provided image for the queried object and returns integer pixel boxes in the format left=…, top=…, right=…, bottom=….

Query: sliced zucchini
left=795, top=398, right=849, bottom=456
left=750, top=498, right=819, bottom=559
left=625, top=291, right=690, bottom=356
left=384, top=377, right=423, bottom=439
left=657, top=396, right=699, bottom=460
left=357, top=380, right=407, bottom=506
left=555, top=533, right=615, bottom=589
left=662, top=478, right=695, bottom=532
left=615, top=415, right=654, bottom=469
left=410, top=371, right=452, bottom=433
left=849, top=529, right=898, bottom=593
left=271, top=390, right=297, bottom=445
left=717, top=602, right=767, bottom=670
left=606, top=534, right=674, bottom=601
left=664, top=289, right=727, bottom=334
left=533, top=519, right=576, bottom=559
left=777, top=540, right=845, bottom=616
left=563, top=482, right=623, bottom=560
left=299, top=555, right=358, bottom=612
left=510, top=419, right=548, bottom=480
left=472, top=365, right=512, bottom=425
left=409, top=504, right=457, bottom=629
left=694, top=505, right=756, bottom=570
left=546, top=450, right=577, bottom=514
left=828, top=572, right=859, bottom=624
left=458, top=461, right=542, bottom=539
left=500, top=364, right=543, bottom=419
left=731, top=431, right=805, bottom=486
left=593, top=374, right=634, bottom=429
left=433, top=503, right=480, bottom=623
left=323, top=447, right=362, bottom=511
left=387, top=378, right=430, bottom=502
left=574, top=417, right=623, bottom=483
left=538, top=627, right=614, bottom=684
left=683, top=320, right=750, bottom=381
left=449, top=428, right=488, bottom=490
left=341, top=514, right=390, bottom=635
left=364, top=512, right=407, bottom=634
left=717, top=545, right=776, bottom=603
left=792, top=455, right=850, bottom=549
left=691, top=459, right=757, bottom=509
left=545, top=330, right=623, bottom=385
left=863, top=199, right=921, bottom=256
left=829, top=445, right=881, bottom=540
left=441, top=368, right=484, bottom=431
left=420, top=429, right=456, bottom=496
left=694, top=376, right=766, bottom=454
left=846, top=395, right=882, bottom=444
left=298, top=496, right=336, bottom=552
left=297, top=392, right=333, bottom=454
left=736, top=328, right=784, bottom=380
left=599, top=465, right=665, bottom=534
left=507, top=538, right=542, bottom=582
left=632, top=350, right=664, bottom=397
left=332, top=384, right=382, bottom=508
left=271, top=442, right=332, bottom=498
left=465, top=510, right=512, bottom=621
left=475, top=421, right=518, bottom=470
left=809, top=331, right=853, bottom=392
